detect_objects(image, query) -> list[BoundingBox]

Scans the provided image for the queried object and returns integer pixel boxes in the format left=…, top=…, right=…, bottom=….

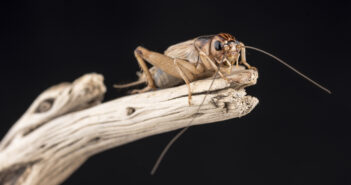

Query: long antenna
left=150, top=70, right=219, bottom=175
left=151, top=45, right=331, bottom=175
left=244, top=46, right=331, bottom=94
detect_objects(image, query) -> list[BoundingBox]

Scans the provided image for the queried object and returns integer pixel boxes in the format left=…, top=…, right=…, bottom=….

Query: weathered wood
left=0, top=68, right=258, bottom=185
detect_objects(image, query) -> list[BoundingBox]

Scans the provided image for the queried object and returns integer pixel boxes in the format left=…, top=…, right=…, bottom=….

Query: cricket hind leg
left=116, top=46, right=201, bottom=103
left=134, top=46, right=193, bottom=79
left=130, top=46, right=200, bottom=98
left=113, top=73, right=146, bottom=89
left=130, top=48, right=158, bottom=93
left=114, top=47, right=158, bottom=94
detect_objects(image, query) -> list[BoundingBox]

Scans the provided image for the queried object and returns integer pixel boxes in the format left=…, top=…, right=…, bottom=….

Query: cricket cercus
left=114, top=33, right=331, bottom=174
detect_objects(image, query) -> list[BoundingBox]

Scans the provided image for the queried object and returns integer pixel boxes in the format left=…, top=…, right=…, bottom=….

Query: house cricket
left=114, top=33, right=331, bottom=175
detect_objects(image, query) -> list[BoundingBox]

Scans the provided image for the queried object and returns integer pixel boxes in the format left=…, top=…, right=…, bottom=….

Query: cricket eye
left=214, top=41, right=222, bottom=51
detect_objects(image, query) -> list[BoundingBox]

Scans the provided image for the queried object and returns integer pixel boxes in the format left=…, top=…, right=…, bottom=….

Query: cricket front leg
left=239, top=42, right=257, bottom=71
left=198, top=52, right=230, bottom=82
left=198, top=51, right=249, bottom=84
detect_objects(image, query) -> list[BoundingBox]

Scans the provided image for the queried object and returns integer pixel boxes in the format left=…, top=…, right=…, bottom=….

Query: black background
left=0, top=0, right=350, bottom=185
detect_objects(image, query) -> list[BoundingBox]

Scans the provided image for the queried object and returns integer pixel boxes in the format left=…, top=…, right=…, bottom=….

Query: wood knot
left=35, top=98, right=55, bottom=113
left=126, top=107, right=135, bottom=116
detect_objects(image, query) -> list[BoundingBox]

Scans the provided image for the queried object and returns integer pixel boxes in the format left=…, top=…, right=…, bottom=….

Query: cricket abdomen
left=150, top=67, right=184, bottom=88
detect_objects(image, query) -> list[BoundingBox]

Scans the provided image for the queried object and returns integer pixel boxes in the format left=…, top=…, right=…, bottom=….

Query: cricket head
left=194, top=33, right=241, bottom=66
left=210, top=33, right=241, bottom=66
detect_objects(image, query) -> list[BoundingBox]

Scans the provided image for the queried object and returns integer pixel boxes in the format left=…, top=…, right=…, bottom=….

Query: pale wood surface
left=0, top=68, right=258, bottom=185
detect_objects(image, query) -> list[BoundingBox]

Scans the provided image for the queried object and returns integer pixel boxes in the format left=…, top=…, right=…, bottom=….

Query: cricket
left=114, top=33, right=331, bottom=174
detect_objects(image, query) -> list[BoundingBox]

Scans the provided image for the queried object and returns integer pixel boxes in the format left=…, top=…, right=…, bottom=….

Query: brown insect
left=114, top=33, right=259, bottom=105
left=114, top=33, right=331, bottom=174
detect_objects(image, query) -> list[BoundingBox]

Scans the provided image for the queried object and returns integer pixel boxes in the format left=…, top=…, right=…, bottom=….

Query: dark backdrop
left=0, top=0, right=350, bottom=185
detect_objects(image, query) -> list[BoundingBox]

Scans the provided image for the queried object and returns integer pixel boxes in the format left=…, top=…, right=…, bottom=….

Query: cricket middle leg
left=173, top=59, right=197, bottom=105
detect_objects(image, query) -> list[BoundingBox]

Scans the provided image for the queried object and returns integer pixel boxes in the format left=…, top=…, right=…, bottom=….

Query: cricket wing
left=164, top=39, right=199, bottom=64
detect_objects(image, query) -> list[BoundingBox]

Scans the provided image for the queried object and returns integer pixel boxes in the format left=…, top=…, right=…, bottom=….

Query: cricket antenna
left=244, top=46, right=331, bottom=94
left=150, top=46, right=331, bottom=175
left=150, top=70, right=219, bottom=175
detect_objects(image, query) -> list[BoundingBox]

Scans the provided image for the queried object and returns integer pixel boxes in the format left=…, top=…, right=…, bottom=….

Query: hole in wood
left=126, top=107, right=135, bottom=116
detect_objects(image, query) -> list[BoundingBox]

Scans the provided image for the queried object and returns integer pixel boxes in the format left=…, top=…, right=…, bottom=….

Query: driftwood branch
left=0, top=68, right=259, bottom=185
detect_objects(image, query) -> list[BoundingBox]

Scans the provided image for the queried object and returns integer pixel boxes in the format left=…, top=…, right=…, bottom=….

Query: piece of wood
left=0, top=68, right=259, bottom=185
